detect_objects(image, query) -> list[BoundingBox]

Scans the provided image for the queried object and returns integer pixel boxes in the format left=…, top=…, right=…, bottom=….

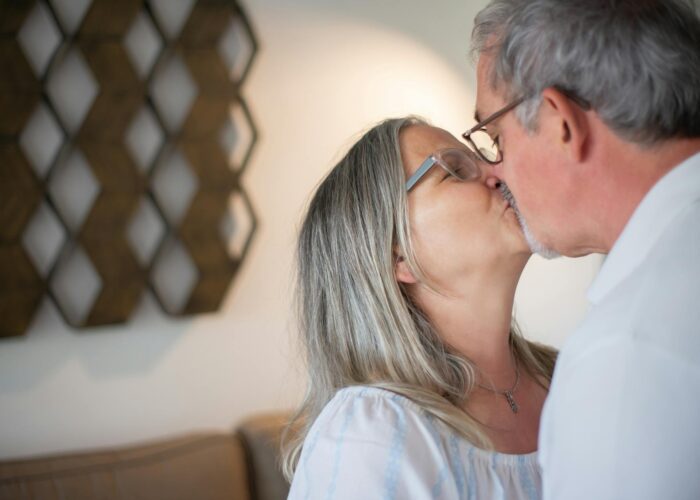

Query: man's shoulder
left=556, top=204, right=700, bottom=386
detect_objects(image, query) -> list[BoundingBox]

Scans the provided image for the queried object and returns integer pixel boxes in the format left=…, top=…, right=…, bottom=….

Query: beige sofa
left=0, top=413, right=291, bottom=500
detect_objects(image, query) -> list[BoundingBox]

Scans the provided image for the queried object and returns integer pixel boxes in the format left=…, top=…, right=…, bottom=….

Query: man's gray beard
left=499, top=183, right=560, bottom=260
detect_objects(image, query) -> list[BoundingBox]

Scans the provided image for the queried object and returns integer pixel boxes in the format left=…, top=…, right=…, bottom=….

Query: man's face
left=474, top=54, right=581, bottom=257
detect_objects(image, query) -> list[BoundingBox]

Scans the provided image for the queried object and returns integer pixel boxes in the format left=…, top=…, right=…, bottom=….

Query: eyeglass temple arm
left=462, top=96, right=526, bottom=138
left=405, top=156, right=437, bottom=191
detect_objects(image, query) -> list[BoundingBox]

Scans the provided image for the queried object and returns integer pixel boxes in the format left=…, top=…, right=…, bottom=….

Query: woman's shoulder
left=290, top=386, right=454, bottom=498
left=313, top=385, right=436, bottom=434
left=326, top=385, right=429, bottom=413
left=303, top=385, right=449, bottom=456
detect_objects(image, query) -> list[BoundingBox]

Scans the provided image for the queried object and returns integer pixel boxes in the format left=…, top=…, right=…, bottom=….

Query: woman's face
left=399, top=124, right=530, bottom=289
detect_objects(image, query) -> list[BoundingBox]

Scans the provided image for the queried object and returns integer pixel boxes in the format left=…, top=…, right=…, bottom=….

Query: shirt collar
left=587, top=151, right=700, bottom=304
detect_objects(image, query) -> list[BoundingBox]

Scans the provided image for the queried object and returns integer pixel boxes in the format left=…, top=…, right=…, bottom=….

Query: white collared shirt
left=539, top=152, right=700, bottom=500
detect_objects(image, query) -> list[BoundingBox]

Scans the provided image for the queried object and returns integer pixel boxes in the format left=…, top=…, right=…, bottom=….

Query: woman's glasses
left=405, top=148, right=483, bottom=192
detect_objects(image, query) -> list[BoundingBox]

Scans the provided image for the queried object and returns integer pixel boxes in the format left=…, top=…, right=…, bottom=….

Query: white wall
left=0, top=0, right=602, bottom=459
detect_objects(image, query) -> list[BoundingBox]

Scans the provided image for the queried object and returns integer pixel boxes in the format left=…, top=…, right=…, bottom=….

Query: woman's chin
left=503, top=209, right=530, bottom=252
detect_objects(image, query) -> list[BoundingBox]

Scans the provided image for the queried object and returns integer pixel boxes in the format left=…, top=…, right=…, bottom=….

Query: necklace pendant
left=504, top=391, right=519, bottom=414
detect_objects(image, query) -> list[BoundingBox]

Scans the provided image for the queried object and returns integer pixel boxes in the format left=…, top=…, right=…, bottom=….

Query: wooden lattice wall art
left=0, top=0, right=259, bottom=336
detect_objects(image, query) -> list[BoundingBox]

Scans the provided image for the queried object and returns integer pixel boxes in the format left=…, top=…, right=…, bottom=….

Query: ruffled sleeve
left=287, top=387, right=457, bottom=500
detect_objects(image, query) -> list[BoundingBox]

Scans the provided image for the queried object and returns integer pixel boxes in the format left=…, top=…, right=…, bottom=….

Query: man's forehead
left=474, top=54, right=505, bottom=122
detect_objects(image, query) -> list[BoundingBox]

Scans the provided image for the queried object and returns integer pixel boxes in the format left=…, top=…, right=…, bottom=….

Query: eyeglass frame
left=461, top=96, right=525, bottom=165
left=462, top=88, right=592, bottom=165
left=405, top=148, right=480, bottom=192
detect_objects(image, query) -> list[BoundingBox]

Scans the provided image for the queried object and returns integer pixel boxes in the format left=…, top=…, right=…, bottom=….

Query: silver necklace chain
left=476, top=362, right=520, bottom=414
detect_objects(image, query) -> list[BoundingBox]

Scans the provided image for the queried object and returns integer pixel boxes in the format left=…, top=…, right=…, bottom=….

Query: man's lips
left=498, top=183, right=517, bottom=213
left=502, top=198, right=513, bottom=213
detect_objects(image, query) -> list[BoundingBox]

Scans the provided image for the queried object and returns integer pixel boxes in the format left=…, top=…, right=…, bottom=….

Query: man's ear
left=395, top=255, right=418, bottom=285
left=540, top=87, right=589, bottom=163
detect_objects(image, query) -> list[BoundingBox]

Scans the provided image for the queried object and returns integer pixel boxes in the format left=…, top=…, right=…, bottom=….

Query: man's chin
left=515, top=210, right=561, bottom=260
left=499, top=182, right=560, bottom=259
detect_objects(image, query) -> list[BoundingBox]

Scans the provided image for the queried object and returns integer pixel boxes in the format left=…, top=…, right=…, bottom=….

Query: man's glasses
left=405, top=148, right=482, bottom=192
left=461, top=97, right=524, bottom=165
left=462, top=89, right=591, bottom=164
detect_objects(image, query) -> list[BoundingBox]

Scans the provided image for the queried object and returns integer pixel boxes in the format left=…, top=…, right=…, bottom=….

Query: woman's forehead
left=400, top=125, right=465, bottom=175
left=401, top=125, right=463, bottom=154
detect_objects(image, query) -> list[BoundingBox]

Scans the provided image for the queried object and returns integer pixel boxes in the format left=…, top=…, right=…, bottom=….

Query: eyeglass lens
left=467, top=130, right=500, bottom=163
left=438, top=149, right=482, bottom=181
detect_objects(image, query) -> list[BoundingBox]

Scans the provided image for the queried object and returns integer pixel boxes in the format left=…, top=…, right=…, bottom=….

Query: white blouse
left=288, top=386, right=541, bottom=500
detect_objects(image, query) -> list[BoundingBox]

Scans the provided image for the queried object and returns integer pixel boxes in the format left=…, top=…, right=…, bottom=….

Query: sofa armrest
left=236, top=413, right=291, bottom=500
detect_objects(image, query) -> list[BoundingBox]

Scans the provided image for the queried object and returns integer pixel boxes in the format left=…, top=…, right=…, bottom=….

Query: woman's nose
left=484, top=173, right=502, bottom=190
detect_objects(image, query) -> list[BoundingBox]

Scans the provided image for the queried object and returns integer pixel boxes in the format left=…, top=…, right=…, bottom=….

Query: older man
left=467, top=0, right=700, bottom=499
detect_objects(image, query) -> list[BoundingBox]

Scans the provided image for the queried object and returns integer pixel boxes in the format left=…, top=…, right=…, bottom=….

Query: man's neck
left=585, top=136, right=700, bottom=253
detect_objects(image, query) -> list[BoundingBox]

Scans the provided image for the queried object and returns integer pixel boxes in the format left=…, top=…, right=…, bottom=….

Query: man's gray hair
left=472, top=0, right=700, bottom=144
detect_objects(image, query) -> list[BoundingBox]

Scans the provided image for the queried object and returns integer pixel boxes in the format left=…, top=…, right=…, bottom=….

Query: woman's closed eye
left=442, top=168, right=463, bottom=181
left=440, top=167, right=466, bottom=182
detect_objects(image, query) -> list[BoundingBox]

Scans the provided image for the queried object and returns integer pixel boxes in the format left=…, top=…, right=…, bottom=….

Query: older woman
left=282, top=117, right=556, bottom=499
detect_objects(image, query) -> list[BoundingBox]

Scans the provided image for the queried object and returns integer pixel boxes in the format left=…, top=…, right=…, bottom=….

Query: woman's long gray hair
left=281, top=117, right=556, bottom=480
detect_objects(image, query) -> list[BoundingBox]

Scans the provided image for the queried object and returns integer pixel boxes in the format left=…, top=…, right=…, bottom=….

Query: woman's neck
left=411, top=256, right=549, bottom=454
left=411, top=256, right=527, bottom=388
